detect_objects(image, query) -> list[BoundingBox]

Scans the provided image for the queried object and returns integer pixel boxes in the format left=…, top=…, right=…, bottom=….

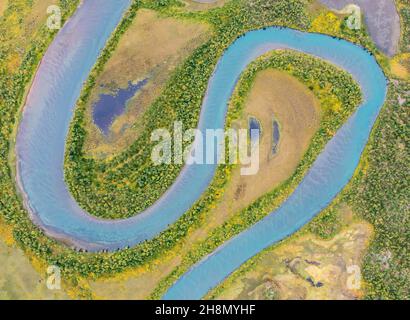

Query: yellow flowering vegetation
left=310, top=12, right=342, bottom=36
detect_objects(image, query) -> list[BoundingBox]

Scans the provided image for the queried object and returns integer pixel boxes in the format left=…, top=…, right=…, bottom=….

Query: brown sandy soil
left=0, top=224, right=68, bottom=300
left=0, top=0, right=67, bottom=300
left=212, top=208, right=373, bottom=300
left=88, top=70, right=321, bottom=299
left=83, top=9, right=211, bottom=158
left=214, top=70, right=320, bottom=223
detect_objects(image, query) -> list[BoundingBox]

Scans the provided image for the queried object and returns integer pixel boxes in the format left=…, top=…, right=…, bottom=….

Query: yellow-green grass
left=87, top=69, right=321, bottom=299
left=4, top=0, right=61, bottom=199
left=82, top=9, right=211, bottom=158
left=390, top=53, right=410, bottom=79
left=222, top=70, right=320, bottom=218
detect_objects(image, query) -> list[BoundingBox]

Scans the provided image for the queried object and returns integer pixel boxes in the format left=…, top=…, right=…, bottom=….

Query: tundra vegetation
left=397, top=0, right=410, bottom=51
left=88, top=66, right=322, bottom=299
left=199, top=0, right=410, bottom=300
left=81, top=8, right=211, bottom=158
left=0, top=0, right=407, bottom=300
left=208, top=216, right=373, bottom=300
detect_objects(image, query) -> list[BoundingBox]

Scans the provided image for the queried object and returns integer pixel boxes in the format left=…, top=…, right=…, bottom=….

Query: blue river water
left=15, top=1, right=386, bottom=297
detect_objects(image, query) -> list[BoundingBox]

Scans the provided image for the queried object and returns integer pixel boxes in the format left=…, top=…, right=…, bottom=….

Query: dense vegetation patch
left=348, top=80, right=409, bottom=299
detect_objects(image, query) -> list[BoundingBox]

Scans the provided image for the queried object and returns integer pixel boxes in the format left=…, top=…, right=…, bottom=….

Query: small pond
left=92, top=79, right=148, bottom=135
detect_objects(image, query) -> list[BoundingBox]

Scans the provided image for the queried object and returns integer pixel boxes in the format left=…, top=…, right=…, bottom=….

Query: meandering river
left=15, top=0, right=386, bottom=298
